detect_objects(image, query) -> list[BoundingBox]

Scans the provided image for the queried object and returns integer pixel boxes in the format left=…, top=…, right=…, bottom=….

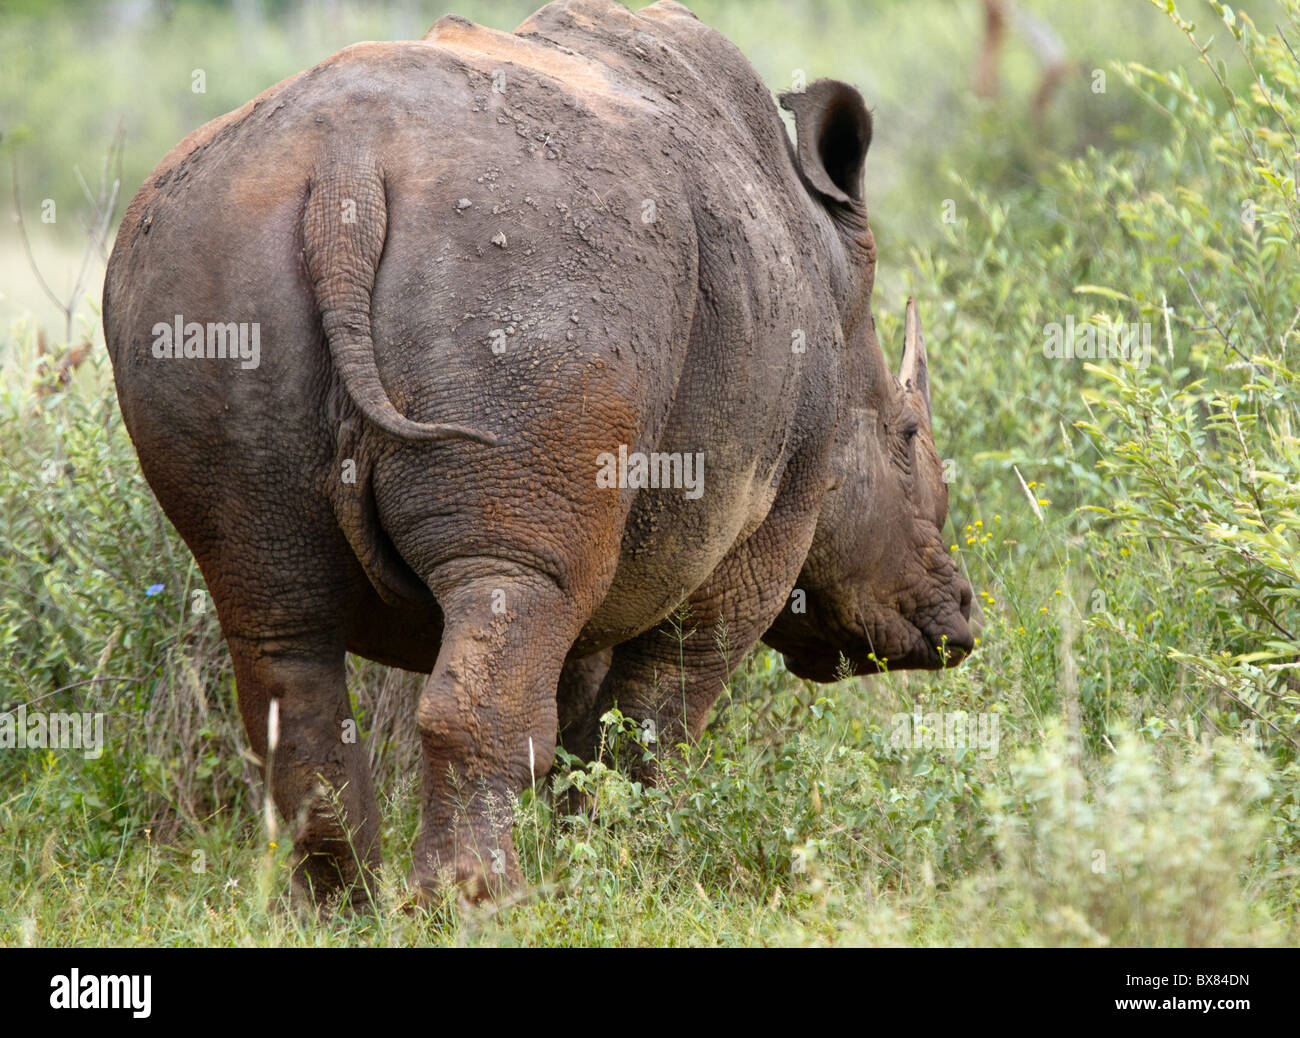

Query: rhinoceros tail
left=302, top=159, right=497, bottom=445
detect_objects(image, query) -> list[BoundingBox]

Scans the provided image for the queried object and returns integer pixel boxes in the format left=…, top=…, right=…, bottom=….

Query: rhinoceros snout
left=923, top=575, right=975, bottom=667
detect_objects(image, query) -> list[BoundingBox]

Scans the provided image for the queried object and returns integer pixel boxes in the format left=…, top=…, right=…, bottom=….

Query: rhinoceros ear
left=779, top=79, right=872, bottom=207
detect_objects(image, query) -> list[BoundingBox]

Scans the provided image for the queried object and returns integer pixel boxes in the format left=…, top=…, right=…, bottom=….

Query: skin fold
left=103, top=0, right=973, bottom=906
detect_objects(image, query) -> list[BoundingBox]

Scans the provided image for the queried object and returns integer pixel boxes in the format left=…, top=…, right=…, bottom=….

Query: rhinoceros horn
left=900, top=296, right=930, bottom=421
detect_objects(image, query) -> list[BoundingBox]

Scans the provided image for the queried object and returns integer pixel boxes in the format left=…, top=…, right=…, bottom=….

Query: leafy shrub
left=966, top=724, right=1279, bottom=946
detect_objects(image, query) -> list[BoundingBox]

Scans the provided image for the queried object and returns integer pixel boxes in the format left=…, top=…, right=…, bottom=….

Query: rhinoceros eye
left=888, top=412, right=919, bottom=475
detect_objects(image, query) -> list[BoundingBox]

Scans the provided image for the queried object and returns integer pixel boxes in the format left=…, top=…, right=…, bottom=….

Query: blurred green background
left=1, top=0, right=1179, bottom=333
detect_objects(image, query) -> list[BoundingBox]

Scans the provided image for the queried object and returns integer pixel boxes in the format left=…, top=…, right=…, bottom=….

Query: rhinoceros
left=103, top=0, right=973, bottom=905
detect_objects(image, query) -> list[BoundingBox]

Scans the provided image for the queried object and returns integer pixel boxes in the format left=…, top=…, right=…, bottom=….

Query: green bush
left=1077, top=0, right=1300, bottom=891
left=967, top=723, right=1279, bottom=946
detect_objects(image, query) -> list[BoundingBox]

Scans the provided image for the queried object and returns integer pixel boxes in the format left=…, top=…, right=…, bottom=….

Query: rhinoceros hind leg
left=555, top=647, right=613, bottom=759
left=410, top=567, right=583, bottom=902
left=227, top=631, right=382, bottom=911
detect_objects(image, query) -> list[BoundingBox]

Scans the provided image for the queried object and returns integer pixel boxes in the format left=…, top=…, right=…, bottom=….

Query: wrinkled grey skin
left=102, top=0, right=973, bottom=905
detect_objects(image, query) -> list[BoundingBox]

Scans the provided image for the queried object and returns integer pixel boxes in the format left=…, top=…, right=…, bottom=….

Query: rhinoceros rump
left=103, top=0, right=973, bottom=906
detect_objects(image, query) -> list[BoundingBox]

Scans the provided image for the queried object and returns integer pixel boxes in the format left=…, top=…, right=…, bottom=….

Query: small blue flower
left=145, top=584, right=165, bottom=597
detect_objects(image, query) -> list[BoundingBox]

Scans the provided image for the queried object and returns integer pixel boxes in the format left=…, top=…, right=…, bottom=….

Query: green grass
left=2, top=0, right=1299, bottom=946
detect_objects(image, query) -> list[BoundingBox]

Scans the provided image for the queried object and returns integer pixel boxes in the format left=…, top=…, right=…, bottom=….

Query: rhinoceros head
left=765, top=80, right=974, bottom=679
